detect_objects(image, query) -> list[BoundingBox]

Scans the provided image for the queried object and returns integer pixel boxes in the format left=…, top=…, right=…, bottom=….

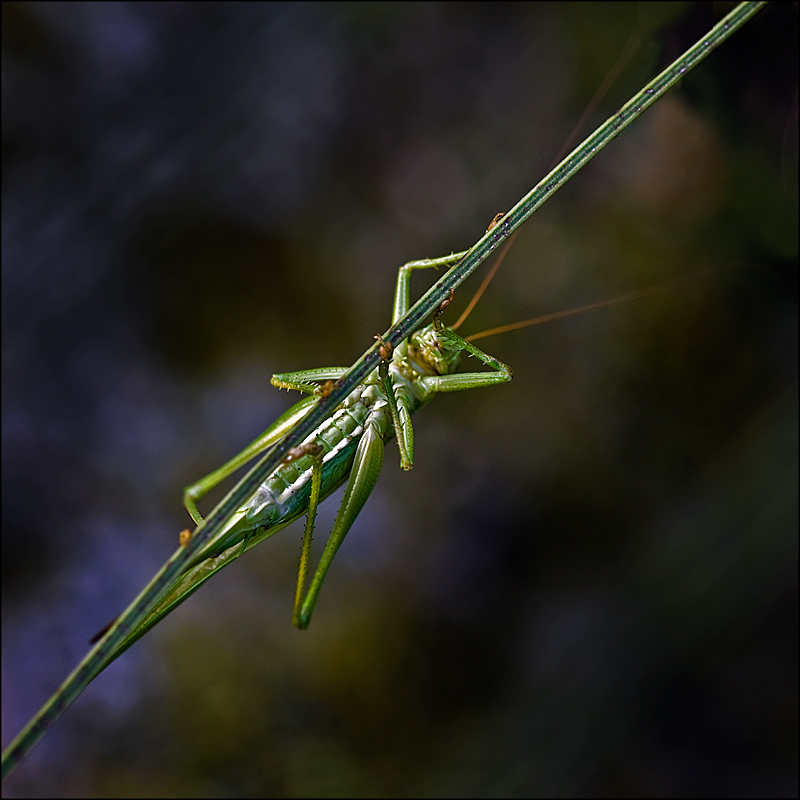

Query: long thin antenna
left=464, top=272, right=713, bottom=343
left=451, top=229, right=519, bottom=331
left=549, top=33, right=641, bottom=170
left=452, top=36, right=641, bottom=334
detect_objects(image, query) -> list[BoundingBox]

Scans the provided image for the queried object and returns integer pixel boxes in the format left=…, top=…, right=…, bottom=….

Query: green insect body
left=143, top=255, right=513, bottom=634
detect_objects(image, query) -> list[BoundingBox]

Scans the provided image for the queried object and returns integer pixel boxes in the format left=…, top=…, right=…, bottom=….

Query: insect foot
left=285, top=442, right=324, bottom=463
left=486, top=212, right=505, bottom=232
left=433, top=289, right=455, bottom=331
left=315, top=380, right=337, bottom=398
left=374, top=334, right=394, bottom=361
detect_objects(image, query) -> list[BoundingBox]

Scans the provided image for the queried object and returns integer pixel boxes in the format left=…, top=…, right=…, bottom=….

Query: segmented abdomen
left=204, top=379, right=391, bottom=556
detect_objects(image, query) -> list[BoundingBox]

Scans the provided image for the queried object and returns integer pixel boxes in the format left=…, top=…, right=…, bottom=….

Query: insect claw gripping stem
left=285, top=442, right=325, bottom=462
left=315, top=380, right=338, bottom=398
left=486, top=212, right=505, bottom=232
left=433, top=289, right=455, bottom=332
left=374, top=334, right=394, bottom=361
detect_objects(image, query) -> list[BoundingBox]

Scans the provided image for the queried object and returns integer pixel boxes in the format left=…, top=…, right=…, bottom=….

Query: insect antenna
left=452, top=35, right=640, bottom=334
left=464, top=271, right=717, bottom=344
left=548, top=32, right=640, bottom=170
left=450, top=230, right=519, bottom=332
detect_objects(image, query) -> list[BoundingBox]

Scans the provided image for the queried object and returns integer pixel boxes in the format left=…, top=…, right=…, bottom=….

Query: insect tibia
left=271, top=377, right=315, bottom=394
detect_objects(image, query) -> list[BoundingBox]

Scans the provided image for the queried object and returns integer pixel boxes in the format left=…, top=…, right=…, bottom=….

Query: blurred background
left=2, top=3, right=796, bottom=796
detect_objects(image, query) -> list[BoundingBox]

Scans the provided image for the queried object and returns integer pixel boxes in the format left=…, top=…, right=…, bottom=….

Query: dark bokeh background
left=2, top=3, right=797, bottom=797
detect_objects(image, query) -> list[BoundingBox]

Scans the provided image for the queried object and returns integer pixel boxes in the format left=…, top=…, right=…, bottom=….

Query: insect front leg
left=416, top=329, right=512, bottom=399
left=183, top=367, right=347, bottom=525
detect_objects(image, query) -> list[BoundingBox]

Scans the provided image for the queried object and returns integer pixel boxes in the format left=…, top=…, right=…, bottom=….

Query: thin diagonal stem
left=1, top=1, right=766, bottom=781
